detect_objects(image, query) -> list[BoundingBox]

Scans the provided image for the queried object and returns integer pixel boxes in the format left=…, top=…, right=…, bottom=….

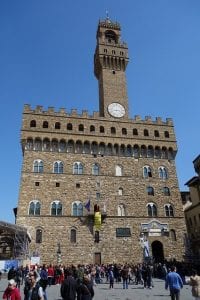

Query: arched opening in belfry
left=151, top=240, right=164, bottom=263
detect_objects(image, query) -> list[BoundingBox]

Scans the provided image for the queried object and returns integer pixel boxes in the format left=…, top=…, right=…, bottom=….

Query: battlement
left=99, top=19, right=121, bottom=30
left=23, top=104, right=174, bottom=125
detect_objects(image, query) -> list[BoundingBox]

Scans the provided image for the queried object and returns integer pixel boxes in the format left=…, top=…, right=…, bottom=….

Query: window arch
left=33, top=160, right=43, bottom=173
left=118, top=204, right=125, bottom=216
left=67, top=123, right=73, bottom=130
left=52, top=139, right=58, bottom=152
left=30, top=120, right=36, bottom=127
left=162, top=147, right=168, bottom=159
left=99, top=142, right=105, bottom=155
left=43, top=121, right=48, bottom=128
left=147, top=186, right=154, bottom=196
left=35, top=138, right=42, bottom=151
left=133, top=145, right=140, bottom=158
left=59, top=140, right=66, bottom=152
left=53, top=161, right=63, bottom=174
left=147, top=203, right=157, bottom=217
left=163, top=187, right=170, bottom=196
left=133, top=128, right=138, bottom=135
left=170, top=229, right=176, bottom=241
left=154, top=130, right=159, bottom=137
left=72, top=202, right=83, bottom=216
left=164, top=131, right=170, bottom=138
left=122, top=128, right=127, bottom=135
left=115, top=165, right=122, bottom=176
left=36, top=228, right=42, bottom=243
left=55, top=122, right=61, bottom=129
left=90, top=125, right=95, bottom=132
left=165, top=204, right=174, bottom=217
left=144, top=129, right=149, bottom=136
left=70, top=228, right=76, bottom=243
left=147, top=146, right=154, bottom=158
left=111, top=127, right=116, bottom=134
left=73, top=162, right=83, bottom=175
left=43, top=138, right=50, bottom=151
left=100, top=126, right=104, bottom=133
left=155, top=146, right=161, bottom=158
left=79, top=124, right=84, bottom=132
left=91, top=142, right=98, bottom=154
left=141, top=145, right=147, bottom=157
left=118, top=187, right=123, bottom=196
left=143, top=166, right=152, bottom=178
left=67, top=140, right=74, bottom=153
left=51, top=201, right=62, bottom=216
left=75, top=141, right=83, bottom=154
left=158, top=166, right=168, bottom=179
left=83, top=141, right=90, bottom=154
left=92, top=163, right=100, bottom=175
left=29, top=201, right=41, bottom=216
left=26, top=138, right=33, bottom=150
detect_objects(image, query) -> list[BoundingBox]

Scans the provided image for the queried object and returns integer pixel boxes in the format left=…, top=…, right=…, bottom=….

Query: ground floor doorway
left=94, top=252, right=101, bottom=265
left=151, top=240, right=164, bottom=262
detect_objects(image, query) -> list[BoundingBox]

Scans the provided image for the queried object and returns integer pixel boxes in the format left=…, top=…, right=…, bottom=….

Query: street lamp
left=57, top=242, right=62, bottom=264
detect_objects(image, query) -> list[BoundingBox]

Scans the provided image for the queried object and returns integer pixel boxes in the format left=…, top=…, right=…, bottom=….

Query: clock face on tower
left=107, top=102, right=125, bottom=118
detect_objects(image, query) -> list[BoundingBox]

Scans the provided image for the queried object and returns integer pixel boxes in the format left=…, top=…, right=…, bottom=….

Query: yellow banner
left=94, top=212, right=101, bottom=230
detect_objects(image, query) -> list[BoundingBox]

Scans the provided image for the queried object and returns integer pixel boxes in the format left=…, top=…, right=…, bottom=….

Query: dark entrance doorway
left=94, top=252, right=101, bottom=265
left=151, top=240, right=164, bottom=262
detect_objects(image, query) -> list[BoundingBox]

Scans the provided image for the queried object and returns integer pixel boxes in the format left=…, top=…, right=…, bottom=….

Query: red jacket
left=3, top=287, right=21, bottom=300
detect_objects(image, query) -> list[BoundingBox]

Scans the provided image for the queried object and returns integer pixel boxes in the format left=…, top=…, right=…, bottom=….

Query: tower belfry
left=94, top=19, right=129, bottom=119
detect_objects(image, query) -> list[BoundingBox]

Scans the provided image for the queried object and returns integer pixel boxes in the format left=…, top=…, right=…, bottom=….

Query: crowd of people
left=1, top=260, right=200, bottom=300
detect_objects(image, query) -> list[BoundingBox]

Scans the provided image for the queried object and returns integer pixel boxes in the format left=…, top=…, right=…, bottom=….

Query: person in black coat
left=60, top=269, right=77, bottom=300
left=78, top=275, right=94, bottom=300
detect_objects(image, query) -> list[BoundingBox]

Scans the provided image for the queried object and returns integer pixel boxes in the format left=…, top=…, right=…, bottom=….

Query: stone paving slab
left=0, top=277, right=193, bottom=300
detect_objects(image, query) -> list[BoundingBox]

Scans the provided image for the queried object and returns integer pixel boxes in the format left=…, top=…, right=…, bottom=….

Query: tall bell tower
left=94, top=17, right=129, bottom=119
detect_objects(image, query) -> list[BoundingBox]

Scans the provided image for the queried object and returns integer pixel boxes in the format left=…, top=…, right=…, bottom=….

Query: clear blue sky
left=0, top=1, right=199, bottom=223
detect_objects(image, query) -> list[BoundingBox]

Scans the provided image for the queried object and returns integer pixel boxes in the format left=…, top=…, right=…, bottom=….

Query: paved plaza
left=0, top=277, right=193, bottom=300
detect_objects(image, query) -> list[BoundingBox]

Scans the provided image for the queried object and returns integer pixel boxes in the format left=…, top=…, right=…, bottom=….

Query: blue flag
left=84, top=199, right=90, bottom=212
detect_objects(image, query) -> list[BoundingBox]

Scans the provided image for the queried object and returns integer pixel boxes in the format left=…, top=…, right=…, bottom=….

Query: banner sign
left=94, top=212, right=101, bottom=230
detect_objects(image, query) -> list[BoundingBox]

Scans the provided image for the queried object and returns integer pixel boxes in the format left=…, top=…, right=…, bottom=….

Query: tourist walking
left=188, top=269, right=200, bottom=300
left=60, top=269, right=77, bottom=300
left=121, top=265, right=129, bottom=289
left=165, top=265, right=183, bottom=300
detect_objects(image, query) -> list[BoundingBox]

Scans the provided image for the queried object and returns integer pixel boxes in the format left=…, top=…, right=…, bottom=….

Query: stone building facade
left=16, top=18, right=186, bottom=265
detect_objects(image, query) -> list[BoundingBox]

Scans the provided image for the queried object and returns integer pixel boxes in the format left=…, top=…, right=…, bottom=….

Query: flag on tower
left=84, top=199, right=91, bottom=212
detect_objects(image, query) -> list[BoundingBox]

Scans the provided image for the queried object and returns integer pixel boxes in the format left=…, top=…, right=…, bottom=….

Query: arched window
left=144, top=129, right=149, bottom=136
left=70, top=229, right=76, bottom=243
left=163, top=187, right=170, bottom=196
left=79, top=124, right=84, bottom=132
left=43, top=138, right=50, bottom=151
left=36, top=228, right=42, bottom=243
left=67, top=123, right=73, bottom=130
left=147, top=146, right=154, bottom=158
left=141, top=145, right=147, bottom=157
left=73, top=162, right=83, bottom=175
left=99, top=143, right=105, bottom=155
left=53, top=161, right=63, bottom=174
left=52, top=139, right=58, bottom=152
left=115, top=165, right=122, bottom=176
left=92, top=163, right=100, bottom=175
left=155, top=146, right=161, bottom=158
left=158, top=166, right=168, bottom=180
left=30, top=120, right=36, bottom=127
left=67, top=140, right=74, bottom=153
left=127, top=145, right=132, bottom=157
left=76, top=141, right=83, bottom=154
left=111, top=127, right=116, bottom=134
left=147, top=186, right=154, bottom=196
left=122, top=128, right=127, bottom=135
left=51, top=201, right=62, bottom=216
left=113, top=144, right=119, bottom=155
left=29, top=201, right=41, bottom=216
left=170, top=229, right=176, bottom=241
left=83, top=141, right=90, bottom=154
left=59, top=140, right=66, bottom=152
left=26, top=138, right=33, bottom=150
left=118, top=187, right=123, bottom=196
left=133, top=145, right=139, bottom=158
left=33, top=160, right=43, bottom=173
left=91, top=142, right=98, bottom=155
left=164, top=131, right=170, bottom=138
left=35, top=138, right=42, bottom=151
left=107, top=143, right=112, bottom=155
left=90, top=125, right=95, bottom=132
left=165, top=204, right=174, bottom=217
left=133, top=128, right=138, bottom=135
left=168, top=148, right=174, bottom=160
left=147, top=203, right=157, bottom=217
left=154, top=130, right=159, bottom=137
left=143, top=166, right=152, bottom=178
left=55, top=122, right=61, bottom=129
left=100, top=126, right=104, bottom=133
left=72, top=202, right=83, bottom=216
left=43, top=121, right=48, bottom=128
left=162, top=147, right=168, bottom=159
left=118, top=204, right=125, bottom=216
